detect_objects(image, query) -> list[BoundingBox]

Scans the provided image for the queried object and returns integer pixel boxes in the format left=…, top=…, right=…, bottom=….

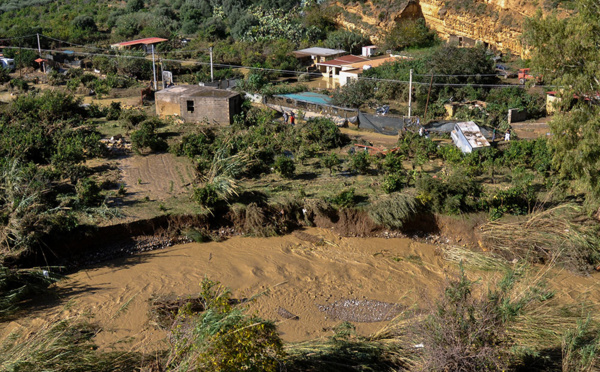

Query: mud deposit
left=5, top=228, right=599, bottom=355
left=7, top=229, right=451, bottom=352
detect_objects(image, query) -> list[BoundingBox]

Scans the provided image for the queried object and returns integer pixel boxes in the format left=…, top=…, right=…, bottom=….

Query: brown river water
left=1, top=228, right=598, bottom=353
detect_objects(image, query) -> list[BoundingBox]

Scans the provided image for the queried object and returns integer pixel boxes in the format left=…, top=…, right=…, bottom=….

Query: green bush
left=416, top=170, right=483, bottom=214
left=486, top=185, right=536, bottom=220
left=171, top=131, right=215, bottom=159
left=0, top=68, right=10, bottom=83
left=166, top=279, right=284, bottom=372
left=273, top=155, right=295, bottom=179
left=9, top=78, right=29, bottom=92
left=381, top=173, right=405, bottom=194
left=322, top=152, right=341, bottom=175
left=86, top=103, right=107, bottom=118
left=349, top=151, right=370, bottom=175
left=130, top=120, right=167, bottom=153
left=381, top=152, right=405, bottom=174
left=76, top=178, right=102, bottom=207
left=106, top=101, right=122, bottom=120
left=193, top=184, right=220, bottom=208
left=297, top=118, right=347, bottom=149
left=330, top=188, right=357, bottom=208
left=119, top=108, right=147, bottom=128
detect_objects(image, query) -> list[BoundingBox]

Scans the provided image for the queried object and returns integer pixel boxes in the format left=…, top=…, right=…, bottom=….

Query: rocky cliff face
left=419, top=0, right=533, bottom=55
left=332, top=0, right=544, bottom=55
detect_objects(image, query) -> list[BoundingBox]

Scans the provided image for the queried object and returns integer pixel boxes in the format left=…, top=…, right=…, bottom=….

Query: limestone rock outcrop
left=332, top=0, right=553, bottom=56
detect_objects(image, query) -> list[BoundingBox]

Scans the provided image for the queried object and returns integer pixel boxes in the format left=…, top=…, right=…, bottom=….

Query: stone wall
left=180, top=96, right=237, bottom=125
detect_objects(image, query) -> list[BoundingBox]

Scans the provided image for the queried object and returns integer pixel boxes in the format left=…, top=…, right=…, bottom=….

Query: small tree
left=349, top=151, right=370, bottom=175
left=330, top=79, right=376, bottom=108
left=273, top=155, right=295, bottom=179
left=322, top=152, right=340, bottom=175
left=76, top=178, right=102, bottom=207
left=130, top=121, right=167, bottom=153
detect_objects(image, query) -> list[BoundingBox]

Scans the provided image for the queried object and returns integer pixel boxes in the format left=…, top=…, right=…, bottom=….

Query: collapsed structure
left=451, top=121, right=490, bottom=153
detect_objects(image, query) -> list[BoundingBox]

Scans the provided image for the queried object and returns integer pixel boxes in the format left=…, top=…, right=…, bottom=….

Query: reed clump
left=479, top=204, right=600, bottom=273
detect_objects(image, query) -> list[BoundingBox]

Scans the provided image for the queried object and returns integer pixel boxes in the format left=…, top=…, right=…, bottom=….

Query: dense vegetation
left=0, top=0, right=599, bottom=371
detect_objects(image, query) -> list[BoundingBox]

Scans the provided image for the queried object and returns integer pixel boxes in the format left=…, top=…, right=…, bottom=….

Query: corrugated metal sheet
left=114, top=37, right=168, bottom=47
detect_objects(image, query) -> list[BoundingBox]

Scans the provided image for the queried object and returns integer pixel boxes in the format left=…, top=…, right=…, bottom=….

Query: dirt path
left=118, top=153, right=195, bottom=202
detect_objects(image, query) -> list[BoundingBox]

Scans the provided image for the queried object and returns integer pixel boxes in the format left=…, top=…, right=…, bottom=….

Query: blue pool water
left=277, top=92, right=332, bottom=105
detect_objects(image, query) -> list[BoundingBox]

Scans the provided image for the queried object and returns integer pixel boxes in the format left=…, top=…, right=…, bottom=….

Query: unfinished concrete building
left=155, top=85, right=242, bottom=125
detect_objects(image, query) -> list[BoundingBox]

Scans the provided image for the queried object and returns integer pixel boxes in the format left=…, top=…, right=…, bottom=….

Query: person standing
left=290, top=111, right=295, bottom=126
left=283, top=111, right=289, bottom=124
left=504, top=129, right=511, bottom=142
left=491, top=128, right=496, bottom=142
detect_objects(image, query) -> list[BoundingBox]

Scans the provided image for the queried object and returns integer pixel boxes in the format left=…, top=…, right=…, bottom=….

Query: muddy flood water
left=2, top=228, right=598, bottom=353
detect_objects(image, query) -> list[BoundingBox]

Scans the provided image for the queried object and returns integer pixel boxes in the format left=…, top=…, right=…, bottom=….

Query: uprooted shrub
left=0, top=318, right=144, bottom=371
left=479, top=204, right=600, bottom=273
left=369, top=193, right=419, bottom=230
left=0, top=265, right=60, bottom=318
left=419, top=265, right=554, bottom=372
left=165, top=278, right=284, bottom=371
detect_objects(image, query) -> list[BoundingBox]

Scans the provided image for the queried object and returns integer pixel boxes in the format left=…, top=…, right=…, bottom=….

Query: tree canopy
left=524, top=0, right=600, bottom=196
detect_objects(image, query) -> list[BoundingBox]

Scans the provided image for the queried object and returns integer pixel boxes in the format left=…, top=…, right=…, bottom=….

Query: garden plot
left=118, top=153, right=195, bottom=202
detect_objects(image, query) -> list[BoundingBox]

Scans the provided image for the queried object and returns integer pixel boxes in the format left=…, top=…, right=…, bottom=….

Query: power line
left=16, top=44, right=561, bottom=89
left=39, top=34, right=107, bottom=51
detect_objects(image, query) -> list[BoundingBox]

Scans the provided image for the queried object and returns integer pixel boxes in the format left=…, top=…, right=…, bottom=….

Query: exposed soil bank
left=11, top=201, right=483, bottom=271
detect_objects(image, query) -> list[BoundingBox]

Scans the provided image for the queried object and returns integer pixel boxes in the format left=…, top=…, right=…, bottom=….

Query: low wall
left=265, top=96, right=358, bottom=119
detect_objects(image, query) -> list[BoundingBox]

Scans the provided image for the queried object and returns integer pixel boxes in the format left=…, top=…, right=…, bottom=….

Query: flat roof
left=112, top=37, right=168, bottom=47
left=155, top=85, right=239, bottom=99
left=455, top=121, right=490, bottom=149
left=293, top=47, right=346, bottom=57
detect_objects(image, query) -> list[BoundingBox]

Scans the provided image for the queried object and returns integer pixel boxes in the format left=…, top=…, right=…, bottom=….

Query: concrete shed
left=155, top=85, right=242, bottom=125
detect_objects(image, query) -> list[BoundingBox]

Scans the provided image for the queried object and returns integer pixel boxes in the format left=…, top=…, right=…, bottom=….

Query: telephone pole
left=151, top=44, right=157, bottom=90
left=209, top=46, right=214, bottom=83
left=408, top=69, right=413, bottom=117
left=36, top=33, right=41, bottom=55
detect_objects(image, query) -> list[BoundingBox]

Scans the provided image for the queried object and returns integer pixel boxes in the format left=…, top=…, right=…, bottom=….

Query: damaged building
left=155, top=85, right=242, bottom=125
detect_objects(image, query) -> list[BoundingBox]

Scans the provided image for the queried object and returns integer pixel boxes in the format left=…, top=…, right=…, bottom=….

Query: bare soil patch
left=118, top=153, right=195, bottom=202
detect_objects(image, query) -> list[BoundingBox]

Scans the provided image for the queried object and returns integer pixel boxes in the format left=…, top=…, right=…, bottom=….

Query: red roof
left=114, top=37, right=168, bottom=47
left=34, top=58, right=46, bottom=63
left=318, top=55, right=368, bottom=67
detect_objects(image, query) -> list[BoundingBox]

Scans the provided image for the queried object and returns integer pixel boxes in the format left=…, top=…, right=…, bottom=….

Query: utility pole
left=408, top=69, right=413, bottom=117
left=423, top=72, right=434, bottom=119
left=151, top=44, right=157, bottom=90
left=209, top=46, right=214, bottom=83
left=36, top=33, right=41, bottom=55
left=160, top=59, right=164, bottom=90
